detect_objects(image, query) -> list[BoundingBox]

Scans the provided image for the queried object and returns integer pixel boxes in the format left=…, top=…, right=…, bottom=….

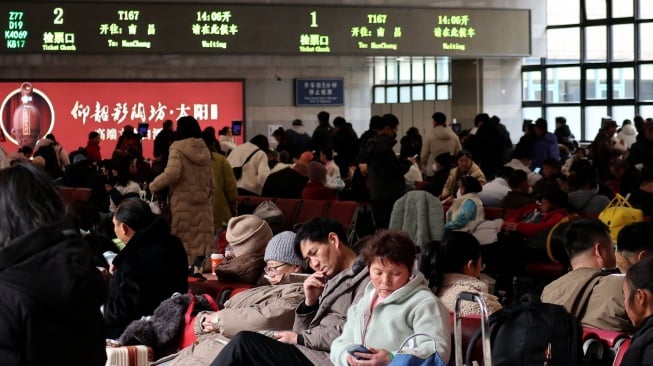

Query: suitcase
left=105, top=345, right=153, bottom=366
left=453, top=291, right=492, bottom=366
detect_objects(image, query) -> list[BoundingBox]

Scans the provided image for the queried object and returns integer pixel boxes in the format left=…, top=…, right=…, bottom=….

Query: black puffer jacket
left=105, top=216, right=188, bottom=339
left=0, top=222, right=106, bottom=366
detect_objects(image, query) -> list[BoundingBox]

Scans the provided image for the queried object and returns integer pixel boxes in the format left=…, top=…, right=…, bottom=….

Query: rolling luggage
left=453, top=291, right=492, bottom=366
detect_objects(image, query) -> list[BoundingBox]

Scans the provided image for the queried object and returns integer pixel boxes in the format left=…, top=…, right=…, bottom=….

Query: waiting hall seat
left=57, top=186, right=92, bottom=204
left=325, top=201, right=358, bottom=233
left=293, top=200, right=331, bottom=231
left=272, top=198, right=301, bottom=231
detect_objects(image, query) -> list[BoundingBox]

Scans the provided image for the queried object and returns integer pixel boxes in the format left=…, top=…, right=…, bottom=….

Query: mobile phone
left=347, top=345, right=372, bottom=360
left=533, top=167, right=541, bottom=174
left=137, top=122, right=149, bottom=137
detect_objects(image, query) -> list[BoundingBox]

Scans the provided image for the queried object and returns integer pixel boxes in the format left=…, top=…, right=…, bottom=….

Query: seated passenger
left=444, top=176, right=484, bottom=232
left=330, top=230, right=451, bottom=365
left=422, top=232, right=502, bottom=317
left=0, top=163, right=106, bottom=365
left=500, top=169, right=536, bottom=210
left=215, top=214, right=273, bottom=285
left=107, top=156, right=141, bottom=212
left=541, top=218, right=634, bottom=333
left=478, top=166, right=513, bottom=207
left=621, top=256, right=653, bottom=365
left=105, top=198, right=189, bottom=339
left=616, top=222, right=653, bottom=273
left=170, top=231, right=307, bottom=366
left=566, top=162, right=610, bottom=215
left=441, top=150, right=487, bottom=199
left=302, top=161, right=336, bottom=200
left=501, top=186, right=568, bottom=237
left=629, top=167, right=653, bottom=218
left=210, top=217, right=370, bottom=366
left=261, top=162, right=309, bottom=199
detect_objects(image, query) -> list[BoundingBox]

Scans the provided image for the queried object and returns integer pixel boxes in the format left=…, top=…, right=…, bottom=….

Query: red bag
left=179, top=294, right=218, bottom=349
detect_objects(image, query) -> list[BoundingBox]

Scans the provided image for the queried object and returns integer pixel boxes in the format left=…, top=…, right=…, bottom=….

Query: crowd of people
left=1, top=110, right=653, bottom=366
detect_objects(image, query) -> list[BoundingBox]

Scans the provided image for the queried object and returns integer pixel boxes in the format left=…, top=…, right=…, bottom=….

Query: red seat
left=58, top=186, right=92, bottom=203
left=484, top=207, right=503, bottom=220
left=585, top=327, right=630, bottom=348
left=293, top=200, right=331, bottom=230
left=188, top=279, right=254, bottom=304
left=526, top=262, right=567, bottom=277
left=272, top=198, right=301, bottom=231
left=449, top=313, right=485, bottom=366
left=325, top=201, right=358, bottom=233
left=612, top=338, right=631, bottom=366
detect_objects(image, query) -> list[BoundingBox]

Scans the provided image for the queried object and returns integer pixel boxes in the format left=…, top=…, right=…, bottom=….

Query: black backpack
left=466, top=293, right=583, bottom=366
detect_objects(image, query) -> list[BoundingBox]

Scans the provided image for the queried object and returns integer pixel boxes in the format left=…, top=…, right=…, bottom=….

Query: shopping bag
left=599, top=194, right=643, bottom=243
left=390, top=333, right=446, bottom=366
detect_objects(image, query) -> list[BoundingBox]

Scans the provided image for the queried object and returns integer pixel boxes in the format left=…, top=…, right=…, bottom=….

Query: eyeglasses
left=264, top=263, right=287, bottom=275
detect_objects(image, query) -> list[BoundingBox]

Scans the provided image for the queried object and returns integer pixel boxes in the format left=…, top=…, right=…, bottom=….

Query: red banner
left=0, top=80, right=244, bottom=159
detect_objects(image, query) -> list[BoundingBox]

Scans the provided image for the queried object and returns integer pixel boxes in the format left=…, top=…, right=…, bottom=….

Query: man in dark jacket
left=531, top=118, right=560, bottom=170
left=310, top=111, right=334, bottom=157
left=358, top=113, right=413, bottom=229
left=210, top=218, right=370, bottom=366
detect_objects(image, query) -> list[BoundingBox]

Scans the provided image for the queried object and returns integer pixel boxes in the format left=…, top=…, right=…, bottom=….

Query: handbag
left=180, top=293, right=219, bottom=349
left=599, top=194, right=643, bottom=243
left=232, top=149, right=260, bottom=180
left=390, top=333, right=446, bottom=366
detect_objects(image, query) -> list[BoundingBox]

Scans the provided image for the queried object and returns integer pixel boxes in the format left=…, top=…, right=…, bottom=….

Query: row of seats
left=57, top=186, right=92, bottom=203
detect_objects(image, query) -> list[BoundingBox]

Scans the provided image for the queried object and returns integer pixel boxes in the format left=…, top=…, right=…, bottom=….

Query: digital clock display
left=1, top=3, right=530, bottom=56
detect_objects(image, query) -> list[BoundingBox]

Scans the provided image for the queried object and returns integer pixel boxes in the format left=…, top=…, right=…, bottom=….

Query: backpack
left=252, top=200, right=284, bottom=234
left=466, top=293, right=583, bottom=366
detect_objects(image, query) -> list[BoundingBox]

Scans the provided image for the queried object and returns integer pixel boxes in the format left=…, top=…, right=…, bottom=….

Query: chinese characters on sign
left=350, top=13, right=401, bottom=51
left=100, top=9, right=155, bottom=49
left=193, top=10, right=238, bottom=49
left=295, top=79, right=344, bottom=106
left=299, top=10, right=331, bottom=53
left=433, top=14, right=475, bottom=51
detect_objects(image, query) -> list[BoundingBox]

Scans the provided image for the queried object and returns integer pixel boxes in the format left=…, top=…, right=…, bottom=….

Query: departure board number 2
left=118, top=10, right=139, bottom=21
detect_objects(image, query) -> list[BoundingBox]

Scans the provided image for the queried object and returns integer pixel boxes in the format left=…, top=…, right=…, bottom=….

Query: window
left=372, top=57, right=451, bottom=103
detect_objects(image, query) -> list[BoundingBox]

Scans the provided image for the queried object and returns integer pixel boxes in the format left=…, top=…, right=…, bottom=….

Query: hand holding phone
left=346, top=344, right=372, bottom=360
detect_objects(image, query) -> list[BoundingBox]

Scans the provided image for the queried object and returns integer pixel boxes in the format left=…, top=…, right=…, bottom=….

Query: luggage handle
left=397, top=332, right=438, bottom=352
left=454, top=291, right=492, bottom=366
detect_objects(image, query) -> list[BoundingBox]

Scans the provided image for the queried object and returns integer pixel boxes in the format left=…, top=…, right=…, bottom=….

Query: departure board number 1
left=118, top=10, right=140, bottom=21
left=310, top=11, right=318, bottom=28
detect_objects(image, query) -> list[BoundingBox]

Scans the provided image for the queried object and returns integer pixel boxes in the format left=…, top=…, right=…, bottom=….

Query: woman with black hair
left=421, top=232, right=502, bottom=317
left=149, top=116, right=214, bottom=268
left=226, top=134, right=271, bottom=196
left=0, top=163, right=106, bottom=365
left=444, top=175, right=484, bottom=232
left=621, top=256, right=653, bottom=365
left=105, top=198, right=188, bottom=339
left=107, top=156, right=141, bottom=212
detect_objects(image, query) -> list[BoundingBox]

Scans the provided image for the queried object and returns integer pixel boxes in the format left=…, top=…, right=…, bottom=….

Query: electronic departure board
left=0, top=3, right=531, bottom=56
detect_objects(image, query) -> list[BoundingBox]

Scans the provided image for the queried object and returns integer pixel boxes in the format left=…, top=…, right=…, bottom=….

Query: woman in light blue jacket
left=330, top=230, right=451, bottom=366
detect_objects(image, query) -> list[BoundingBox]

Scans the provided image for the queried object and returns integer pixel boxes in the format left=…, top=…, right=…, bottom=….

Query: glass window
left=373, top=87, right=385, bottom=104
left=546, top=106, right=581, bottom=139
left=640, top=64, right=653, bottom=101
left=639, top=105, right=653, bottom=119
left=522, top=57, right=542, bottom=66
left=585, top=0, right=606, bottom=20
left=547, top=67, right=581, bottom=102
left=437, top=85, right=450, bottom=100
left=611, top=106, right=635, bottom=126
left=640, top=0, right=653, bottom=19
left=613, top=0, right=633, bottom=18
left=612, top=67, right=634, bottom=99
left=584, top=106, right=608, bottom=139
left=586, top=68, right=608, bottom=100
left=425, top=61, right=436, bottom=82
left=523, top=71, right=542, bottom=101
left=585, top=26, right=607, bottom=62
left=640, top=23, right=653, bottom=60
left=386, top=62, right=397, bottom=84
left=412, top=58, right=424, bottom=82
left=398, top=59, right=411, bottom=84
left=547, top=0, right=580, bottom=25
left=436, top=58, right=450, bottom=82
left=425, top=84, right=436, bottom=100
left=547, top=28, right=580, bottom=62
left=612, top=24, right=634, bottom=61
left=374, top=62, right=386, bottom=84
left=412, top=86, right=424, bottom=101
left=386, top=86, right=398, bottom=103
left=399, top=86, right=411, bottom=103
left=522, top=108, right=542, bottom=126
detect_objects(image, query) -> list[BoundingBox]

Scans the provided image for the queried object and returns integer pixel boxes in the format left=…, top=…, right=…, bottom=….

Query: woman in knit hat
left=172, top=231, right=306, bottom=366
left=215, top=214, right=274, bottom=285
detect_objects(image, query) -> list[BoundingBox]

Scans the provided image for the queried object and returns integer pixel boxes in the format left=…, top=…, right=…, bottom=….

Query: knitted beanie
left=226, top=215, right=273, bottom=257
left=264, top=231, right=304, bottom=266
left=299, top=151, right=314, bottom=164
left=308, top=161, right=327, bottom=182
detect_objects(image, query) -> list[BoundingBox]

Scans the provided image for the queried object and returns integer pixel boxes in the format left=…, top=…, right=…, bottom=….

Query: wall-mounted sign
left=295, top=78, right=344, bottom=106
left=0, top=80, right=245, bottom=159
left=0, top=3, right=531, bottom=56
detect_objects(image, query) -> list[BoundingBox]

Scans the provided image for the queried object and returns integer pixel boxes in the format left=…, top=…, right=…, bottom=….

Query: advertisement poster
left=0, top=80, right=244, bottom=159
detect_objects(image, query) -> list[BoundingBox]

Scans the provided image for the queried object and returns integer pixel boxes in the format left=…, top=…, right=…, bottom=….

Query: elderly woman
left=441, top=150, right=487, bottom=199
left=621, top=256, right=653, bottom=365
left=0, top=163, right=106, bottom=365
left=149, top=116, right=214, bottom=268
left=104, top=198, right=188, bottom=339
left=422, top=232, right=502, bottom=317
left=330, top=230, right=451, bottom=366
left=171, top=231, right=307, bottom=366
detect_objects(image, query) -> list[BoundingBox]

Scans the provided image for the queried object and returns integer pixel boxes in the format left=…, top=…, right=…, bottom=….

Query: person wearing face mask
left=440, top=150, right=487, bottom=200
left=358, top=113, right=414, bottom=229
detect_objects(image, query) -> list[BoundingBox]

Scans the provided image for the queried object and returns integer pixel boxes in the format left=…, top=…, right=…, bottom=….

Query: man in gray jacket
left=210, top=217, right=370, bottom=366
